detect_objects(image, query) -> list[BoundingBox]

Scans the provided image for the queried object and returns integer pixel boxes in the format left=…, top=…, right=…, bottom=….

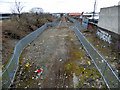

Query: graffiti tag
left=96, top=29, right=111, bottom=44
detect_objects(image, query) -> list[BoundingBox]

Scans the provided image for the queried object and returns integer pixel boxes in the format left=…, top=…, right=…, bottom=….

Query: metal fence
left=67, top=17, right=88, bottom=29
left=52, top=18, right=60, bottom=26
left=68, top=17, right=120, bottom=88
left=82, top=17, right=88, bottom=29
left=1, top=18, right=60, bottom=88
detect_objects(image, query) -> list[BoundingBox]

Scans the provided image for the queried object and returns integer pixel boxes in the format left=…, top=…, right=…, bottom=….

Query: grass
left=2, top=47, right=14, bottom=69
left=81, top=27, right=119, bottom=73
left=2, top=13, right=56, bottom=65
left=86, top=36, right=117, bottom=62
left=56, top=27, right=69, bottom=29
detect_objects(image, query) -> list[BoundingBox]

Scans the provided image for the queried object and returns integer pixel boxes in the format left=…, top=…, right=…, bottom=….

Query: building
left=0, top=13, right=11, bottom=20
left=97, top=5, right=120, bottom=45
left=68, top=13, right=81, bottom=16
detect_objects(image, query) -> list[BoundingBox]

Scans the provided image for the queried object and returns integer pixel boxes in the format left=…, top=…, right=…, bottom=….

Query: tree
left=11, top=0, right=24, bottom=18
left=30, top=7, right=44, bottom=14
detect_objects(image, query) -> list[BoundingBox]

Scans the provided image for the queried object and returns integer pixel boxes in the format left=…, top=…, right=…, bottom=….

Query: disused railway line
left=1, top=16, right=119, bottom=88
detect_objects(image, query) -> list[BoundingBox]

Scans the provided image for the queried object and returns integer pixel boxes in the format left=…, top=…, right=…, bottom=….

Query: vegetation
left=2, top=11, right=55, bottom=65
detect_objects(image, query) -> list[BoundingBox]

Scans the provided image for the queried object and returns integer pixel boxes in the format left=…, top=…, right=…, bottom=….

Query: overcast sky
left=0, top=0, right=120, bottom=13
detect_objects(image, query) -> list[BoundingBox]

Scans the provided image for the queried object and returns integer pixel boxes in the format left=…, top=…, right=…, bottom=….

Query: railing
left=68, top=17, right=120, bottom=88
left=82, top=17, right=88, bottom=29
left=1, top=18, right=60, bottom=88
left=52, top=18, right=60, bottom=26
left=67, top=17, right=88, bottom=29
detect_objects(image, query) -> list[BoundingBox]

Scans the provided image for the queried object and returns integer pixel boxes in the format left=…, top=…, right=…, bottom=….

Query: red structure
left=68, top=13, right=81, bottom=16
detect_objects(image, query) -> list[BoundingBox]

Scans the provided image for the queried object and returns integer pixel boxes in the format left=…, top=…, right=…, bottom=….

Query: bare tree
left=14, top=0, right=24, bottom=18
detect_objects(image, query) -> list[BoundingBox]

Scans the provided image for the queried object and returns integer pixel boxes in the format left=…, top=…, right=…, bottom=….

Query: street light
left=93, top=0, right=97, bottom=23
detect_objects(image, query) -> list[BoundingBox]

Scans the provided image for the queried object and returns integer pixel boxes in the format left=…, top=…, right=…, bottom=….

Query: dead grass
left=81, top=27, right=119, bottom=70
left=2, top=13, right=56, bottom=65
left=64, top=32, right=106, bottom=88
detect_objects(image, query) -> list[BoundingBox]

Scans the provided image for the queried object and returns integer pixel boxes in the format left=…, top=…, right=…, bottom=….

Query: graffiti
left=116, top=41, right=120, bottom=49
left=96, top=29, right=111, bottom=44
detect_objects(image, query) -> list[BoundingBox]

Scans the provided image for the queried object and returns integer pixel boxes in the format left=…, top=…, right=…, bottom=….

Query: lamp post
left=93, top=0, right=96, bottom=23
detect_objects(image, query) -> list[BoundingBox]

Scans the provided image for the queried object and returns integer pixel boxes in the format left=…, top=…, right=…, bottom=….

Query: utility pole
left=93, top=0, right=96, bottom=22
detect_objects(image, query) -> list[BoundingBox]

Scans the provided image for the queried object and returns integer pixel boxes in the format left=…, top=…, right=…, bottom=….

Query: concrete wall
left=98, top=6, right=119, bottom=35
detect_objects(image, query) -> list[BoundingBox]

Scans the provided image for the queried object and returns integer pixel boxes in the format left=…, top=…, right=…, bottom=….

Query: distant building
left=82, top=12, right=99, bottom=23
left=52, top=13, right=61, bottom=18
left=68, top=13, right=81, bottom=16
left=0, top=13, right=11, bottom=20
left=98, top=5, right=119, bottom=35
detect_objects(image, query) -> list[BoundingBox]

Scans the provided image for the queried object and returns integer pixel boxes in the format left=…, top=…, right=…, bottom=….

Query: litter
left=66, top=86, right=68, bottom=88
left=78, top=87, right=82, bottom=89
left=105, top=56, right=108, bottom=58
left=34, top=68, right=43, bottom=76
left=38, top=83, right=41, bottom=86
left=116, top=70, right=118, bottom=72
left=96, top=79, right=99, bottom=82
left=33, top=44, right=35, bottom=46
left=20, top=71, right=22, bottom=74
left=50, top=78, right=53, bottom=81
left=71, top=39, right=73, bottom=41
left=59, top=58, right=62, bottom=62
left=90, top=74, right=93, bottom=77
left=41, top=76, right=43, bottom=80
left=25, top=63, right=30, bottom=68
left=99, top=85, right=102, bottom=88
left=43, top=40, right=45, bottom=43
left=32, top=77, right=34, bottom=79
left=103, top=46, right=106, bottom=48
left=2, top=66, right=5, bottom=70
left=101, top=60, right=104, bottom=63
left=107, top=69, right=110, bottom=71
left=88, top=61, right=91, bottom=65
left=82, top=70, right=84, bottom=74
left=84, top=68, right=86, bottom=70
left=36, top=76, right=38, bottom=79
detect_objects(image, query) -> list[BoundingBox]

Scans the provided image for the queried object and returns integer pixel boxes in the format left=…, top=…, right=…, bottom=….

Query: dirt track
left=11, top=17, right=106, bottom=88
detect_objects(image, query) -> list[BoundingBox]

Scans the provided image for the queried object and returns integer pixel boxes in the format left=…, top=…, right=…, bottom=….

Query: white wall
left=98, top=6, right=119, bottom=35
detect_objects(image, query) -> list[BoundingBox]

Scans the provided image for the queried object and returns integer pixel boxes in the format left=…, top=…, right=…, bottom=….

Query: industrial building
left=97, top=5, right=120, bottom=45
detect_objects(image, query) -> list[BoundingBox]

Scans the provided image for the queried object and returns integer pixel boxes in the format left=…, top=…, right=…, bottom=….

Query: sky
left=0, top=0, right=120, bottom=13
